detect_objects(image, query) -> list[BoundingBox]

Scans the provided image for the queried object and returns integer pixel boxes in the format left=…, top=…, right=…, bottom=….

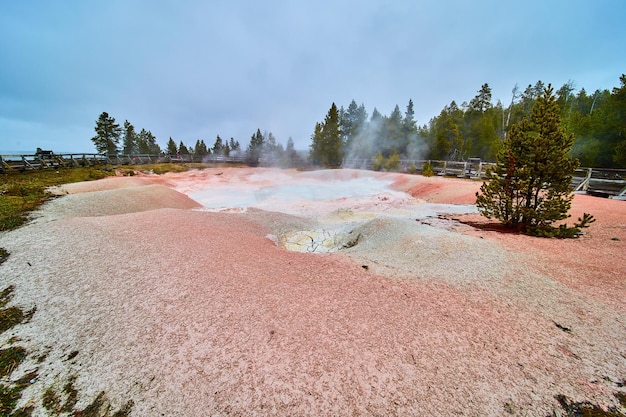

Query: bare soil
left=0, top=168, right=624, bottom=416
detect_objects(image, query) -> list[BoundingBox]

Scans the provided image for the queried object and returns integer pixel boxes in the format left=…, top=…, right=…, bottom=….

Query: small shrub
left=422, top=161, right=434, bottom=177
left=385, top=151, right=400, bottom=172
left=372, top=153, right=385, bottom=171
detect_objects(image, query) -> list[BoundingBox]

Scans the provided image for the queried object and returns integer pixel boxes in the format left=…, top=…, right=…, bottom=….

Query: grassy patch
left=133, top=163, right=191, bottom=175
left=0, top=166, right=162, bottom=414
left=0, top=370, right=37, bottom=415
left=39, top=377, right=134, bottom=416
left=0, top=167, right=114, bottom=231
left=0, top=286, right=35, bottom=334
left=0, top=163, right=211, bottom=232
left=0, top=346, right=27, bottom=378
left=41, top=376, right=79, bottom=415
left=0, top=348, right=35, bottom=416
left=0, top=383, right=23, bottom=416
left=0, top=283, right=34, bottom=416
left=0, top=248, right=8, bottom=265
left=41, top=387, right=62, bottom=413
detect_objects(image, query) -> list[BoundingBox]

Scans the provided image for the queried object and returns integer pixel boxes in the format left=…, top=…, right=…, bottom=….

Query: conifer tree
left=229, top=138, right=240, bottom=153
left=212, top=135, right=224, bottom=155
left=122, top=120, right=137, bottom=155
left=340, top=100, right=368, bottom=148
left=247, top=129, right=264, bottom=165
left=178, top=141, right=190, bottom=155
left=476, top=85, right=594, bottom=237
left=136, top=129, right=160, bottom=154
left=166, top=137, right=178, bottom=155
left=193, top=139, right=209, bottom=156
left=309, top=103, right=343, bottom=167
left=92, top=112, right=121, bottom=154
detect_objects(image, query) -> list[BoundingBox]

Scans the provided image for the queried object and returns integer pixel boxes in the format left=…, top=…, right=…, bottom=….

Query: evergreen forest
left=321, top=75, right=626, bottom=169
left=91, top=75, right=625, bottom=169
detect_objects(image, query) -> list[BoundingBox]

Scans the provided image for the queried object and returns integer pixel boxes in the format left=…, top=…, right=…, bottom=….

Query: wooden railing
left=573, top=168, right=626, bottom=199
left=1, top=153, right=107, bottom=171
left=342, top=158, right=495, bottom=178
left=343, top=159, right=626, bottom=200
left=2, top=153, right=625, bottom=199
left=0, top=153, right=247, bottom=172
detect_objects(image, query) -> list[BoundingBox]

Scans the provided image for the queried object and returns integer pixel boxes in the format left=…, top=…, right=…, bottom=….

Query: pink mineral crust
left=1, top=167, right=624, bottom=416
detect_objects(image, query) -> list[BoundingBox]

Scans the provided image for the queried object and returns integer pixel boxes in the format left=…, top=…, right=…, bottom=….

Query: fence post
left=575, top=168, right=593, bottom=192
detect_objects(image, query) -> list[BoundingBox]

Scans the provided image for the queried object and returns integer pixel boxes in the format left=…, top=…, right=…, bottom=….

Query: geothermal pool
left=189, top=175, right=404, bottom=213
left=173, top=169, right=478, bottom=253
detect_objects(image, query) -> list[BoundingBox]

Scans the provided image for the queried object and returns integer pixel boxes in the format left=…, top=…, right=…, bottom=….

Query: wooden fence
left=572, top=167, right=626, bottom=199
left=343, top=159, right=626, bottom=200
left=0, top=153, right=246, bottom=172
left=2, top=153, right=625, bottom=199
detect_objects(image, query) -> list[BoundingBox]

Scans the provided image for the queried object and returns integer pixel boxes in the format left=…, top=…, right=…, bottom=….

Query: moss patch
left=0, top=286, right=35, bottom=334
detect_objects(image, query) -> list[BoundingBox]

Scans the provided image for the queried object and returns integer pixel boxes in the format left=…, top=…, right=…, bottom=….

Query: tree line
left=310, top=74, right=626, bottom=168
left=91, top=74, right=625, bottom=169
left=91, top=114, right=303, bottom=167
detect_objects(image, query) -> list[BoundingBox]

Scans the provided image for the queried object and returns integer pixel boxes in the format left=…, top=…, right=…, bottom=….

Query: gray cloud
left=1, top=0, right=625, bottom=153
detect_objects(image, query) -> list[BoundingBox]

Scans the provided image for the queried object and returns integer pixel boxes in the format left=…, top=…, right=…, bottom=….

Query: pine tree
left=229, top=138, right=240, bottom=153
left=384, top=104, right=405, bottom=156
left=340, top=100, right=368, bottom=149
left=122, top=120, right=137, bottom=155
left=193, top=139, right=208, bottom=156
left=166, top=137, right=178, bottom=155
left=309, top=103, right=343, bottom=167
left=309, top=122, right=324, bottom=165
left=136, top=129, right=160, bottom=154
left=247, top=129, right=264, bottom=165
left=402, top=99, right=418, bottom=145
left=285, top=137, right=298, bottom=165
left=433, top=117, right=462, bottom=160
left=212, top=135, right=224, bottom=155
left=476, top=85, right=594, bottom=237
left=92, top=112, right=121, bottom=154
left=178, top=141, right=190, bottom=155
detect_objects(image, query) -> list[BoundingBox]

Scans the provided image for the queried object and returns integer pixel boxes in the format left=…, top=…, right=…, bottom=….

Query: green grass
left=0, top=247, right=8, bottom=265
left=0, top=167, right=114, bottom=231
left=0, top=346, right=27, bottom=378
left=0, top=286, right=35, bottom=334
left=0, top=163, right=211, bottom=232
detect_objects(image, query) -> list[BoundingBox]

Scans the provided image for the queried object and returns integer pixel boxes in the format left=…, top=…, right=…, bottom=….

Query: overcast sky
left=1, top=0, right=625, bottom=154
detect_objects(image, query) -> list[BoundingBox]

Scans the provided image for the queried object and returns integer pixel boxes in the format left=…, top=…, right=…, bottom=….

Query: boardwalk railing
left=573, top=167, right=626, bottom=200
left=342, top=158, right=494, bottom=179
left=0, top=153, right=247, bottom=172
left=1, top=153, right=108, bottom=171
left=343, top=159, right=626, bottom=200
left=2, top=153, right=625, bottom=199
